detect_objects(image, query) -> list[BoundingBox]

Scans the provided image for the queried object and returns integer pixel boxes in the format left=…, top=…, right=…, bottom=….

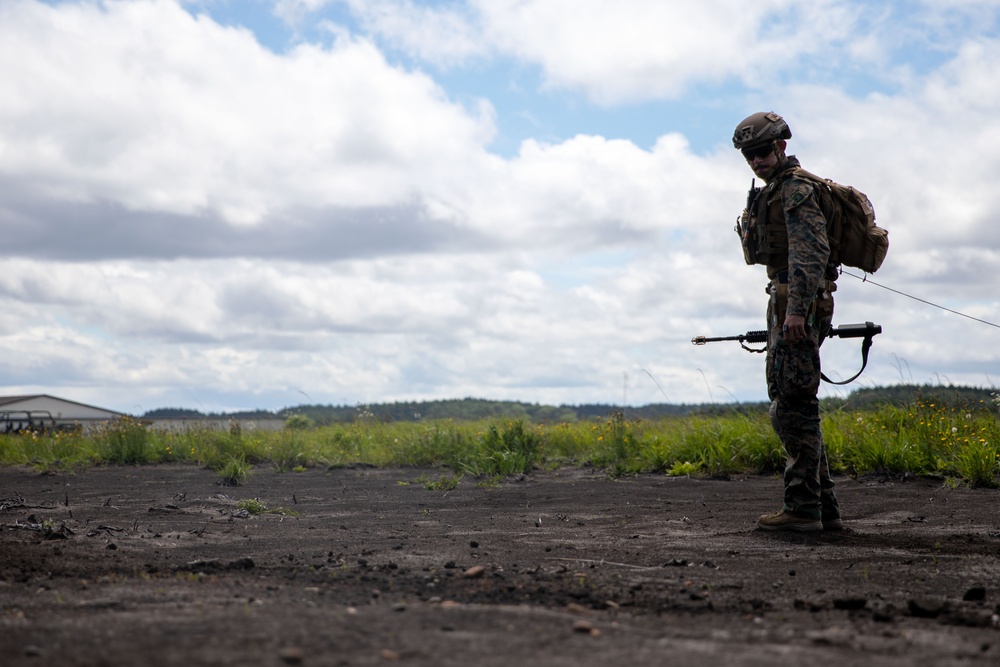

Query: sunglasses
left=741, top=144, right=774, bottom=161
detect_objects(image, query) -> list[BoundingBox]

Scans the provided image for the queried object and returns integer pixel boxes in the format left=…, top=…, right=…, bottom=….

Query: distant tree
left=143, top=384, right=997, bottom=424
left=284, top=414, right=315, bottom=430
left=142, top=407, right=205, bottom=418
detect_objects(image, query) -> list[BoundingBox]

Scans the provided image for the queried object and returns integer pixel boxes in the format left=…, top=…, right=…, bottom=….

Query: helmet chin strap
left=760, top=144, right=787, bottom=182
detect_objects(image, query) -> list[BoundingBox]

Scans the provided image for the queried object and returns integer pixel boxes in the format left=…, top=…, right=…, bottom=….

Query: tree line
left=141, top=383, right=997, bottom=424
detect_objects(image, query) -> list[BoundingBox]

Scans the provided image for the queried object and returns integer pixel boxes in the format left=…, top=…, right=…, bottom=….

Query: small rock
left=278, top=647, right=304, bottom=665
left=227, top=557, right=255, bottom=570
left=469, top=541, right=479, bottom=548
left=833, top=598, right=867, bottom=611
left=572, top=620, right=594, bottom=633
left=943, top=611, right=993, bottom=627
left=908, top=597, right=949, bottom=618
left=181, top=558, right=221, bottom=571
left=964, top=587, right=987, bottom=602
left=380, top=648, right=401, bottom=661
left=462, top=565, right=486, bottom=579
left=873, top=607, right=895, bottom=623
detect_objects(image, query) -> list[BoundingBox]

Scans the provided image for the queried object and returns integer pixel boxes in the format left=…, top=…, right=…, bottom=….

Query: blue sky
left=2, top=0, right=999, bottom=413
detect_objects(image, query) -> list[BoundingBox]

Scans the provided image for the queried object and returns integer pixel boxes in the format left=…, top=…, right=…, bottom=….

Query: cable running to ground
left=841, top=269, right=1000, bottom=330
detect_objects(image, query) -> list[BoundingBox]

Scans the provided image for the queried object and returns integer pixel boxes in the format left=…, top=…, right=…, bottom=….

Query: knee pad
left=769, top=400, right=782, bottom=436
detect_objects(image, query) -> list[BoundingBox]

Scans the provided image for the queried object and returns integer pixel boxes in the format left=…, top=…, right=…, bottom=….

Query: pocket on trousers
left=774, top=338, right=821, bottom=398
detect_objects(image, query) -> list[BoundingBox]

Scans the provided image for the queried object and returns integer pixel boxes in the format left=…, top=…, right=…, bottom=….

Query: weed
left=94, top=416, right=152, bottom=465
left=236, top=498, right=268, bottom=515
left=462, top=420, right=539, bottom=477
left=417, top=474, right=462, bottom=491
left=284, top=414, right=314, bottom=431
left=235, top=498, right=299, bottom=516
left=218, top=455, right=253, bottom=487
left=668, top=461, right=700, bottom=477
left=952, top=438, right=999, bottom=488
left=942, top=477, right=962, bottom=490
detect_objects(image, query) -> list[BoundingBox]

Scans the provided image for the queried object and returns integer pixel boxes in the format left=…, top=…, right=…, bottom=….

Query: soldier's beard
left=759, top=150, right=787, bottom=183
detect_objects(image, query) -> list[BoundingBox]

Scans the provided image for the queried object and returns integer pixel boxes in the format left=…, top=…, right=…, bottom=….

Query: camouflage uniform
left=760, top=156, right=840, bottom=523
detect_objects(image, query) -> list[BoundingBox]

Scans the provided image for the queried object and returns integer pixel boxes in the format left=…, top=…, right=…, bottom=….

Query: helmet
left=732, top=112, right=791, bottom=150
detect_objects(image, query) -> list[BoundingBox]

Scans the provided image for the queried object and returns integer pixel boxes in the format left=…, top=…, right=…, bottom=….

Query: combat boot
left=822, top=516, right=844, bottom=531
left=757, top=510, right=822, bottom=532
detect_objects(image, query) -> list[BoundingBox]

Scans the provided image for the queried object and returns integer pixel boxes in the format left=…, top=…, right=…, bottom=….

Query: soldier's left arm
left=782, top=175, right=831, bottom=323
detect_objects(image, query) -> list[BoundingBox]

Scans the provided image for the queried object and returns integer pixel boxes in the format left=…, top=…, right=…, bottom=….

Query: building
left=0, top=394, right=126, bottom=433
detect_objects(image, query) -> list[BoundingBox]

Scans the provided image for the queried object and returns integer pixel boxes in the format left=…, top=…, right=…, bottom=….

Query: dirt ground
left=1, top=463, right=998, bottom=667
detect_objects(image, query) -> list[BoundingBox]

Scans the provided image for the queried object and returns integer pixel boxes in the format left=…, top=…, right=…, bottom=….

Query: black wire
left=841, top=269, right=1000, bottom=330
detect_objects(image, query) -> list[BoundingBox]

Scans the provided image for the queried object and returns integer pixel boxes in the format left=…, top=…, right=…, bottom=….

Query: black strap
left=821, top=334, right=874, bottom=385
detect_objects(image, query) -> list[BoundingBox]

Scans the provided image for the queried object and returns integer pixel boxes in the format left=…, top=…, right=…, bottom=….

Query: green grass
left=2, top=401, right=998, bottom=486
left=235, top=497, right=298, bottom=516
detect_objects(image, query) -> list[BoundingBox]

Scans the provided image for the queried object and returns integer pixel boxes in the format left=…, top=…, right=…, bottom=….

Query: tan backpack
left=792, top=168, right=889, bottom=273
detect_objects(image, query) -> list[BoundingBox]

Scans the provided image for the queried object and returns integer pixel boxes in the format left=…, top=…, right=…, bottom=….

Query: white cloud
left=273, top=0, right=337, bottom=25
left=321, top=0, right=861, bottom=103
left=0, top=0, right=495, bottom=227
left=333, top=0, right=489, bottom=64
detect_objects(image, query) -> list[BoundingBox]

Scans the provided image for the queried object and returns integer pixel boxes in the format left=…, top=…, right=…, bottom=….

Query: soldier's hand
left=782, top=314, right=807, bottom=342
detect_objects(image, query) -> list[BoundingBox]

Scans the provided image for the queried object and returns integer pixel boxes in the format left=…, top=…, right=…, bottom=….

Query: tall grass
left=1, top=400, right=997, bottom=486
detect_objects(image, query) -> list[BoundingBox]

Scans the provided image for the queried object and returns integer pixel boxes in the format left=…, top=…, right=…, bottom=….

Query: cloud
left=0, top=188, right=489, bottom=262
left=321, top=0, right=862, bottom=103
left=330, top=0, right=490, bottom=65
left=0, top=0, right=496, bottom=228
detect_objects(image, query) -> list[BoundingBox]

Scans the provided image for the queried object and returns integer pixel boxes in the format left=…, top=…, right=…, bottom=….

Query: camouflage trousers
left=765, top=288, right=840, bottom=522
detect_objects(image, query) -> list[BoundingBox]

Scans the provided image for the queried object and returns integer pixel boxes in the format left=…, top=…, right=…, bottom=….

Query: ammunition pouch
left=768, top=279, right=836, bottom=335
left=735, top=180, right=765, bottom=266
left=737, top=208, right=758, bottom=265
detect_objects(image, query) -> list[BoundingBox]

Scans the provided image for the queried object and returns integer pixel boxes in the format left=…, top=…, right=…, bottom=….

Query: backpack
left=792, top=168, right=889, bottom=273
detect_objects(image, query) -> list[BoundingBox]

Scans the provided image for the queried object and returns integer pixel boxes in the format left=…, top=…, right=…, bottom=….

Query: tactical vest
left=736, top=166, right=838, bottom=278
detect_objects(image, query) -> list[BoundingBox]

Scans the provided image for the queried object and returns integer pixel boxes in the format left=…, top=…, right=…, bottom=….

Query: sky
left=1, top=0, right=999, bottom=415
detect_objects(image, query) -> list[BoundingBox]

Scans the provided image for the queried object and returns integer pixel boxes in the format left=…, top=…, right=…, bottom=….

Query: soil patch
left=2, top=464, right=999, bottom=666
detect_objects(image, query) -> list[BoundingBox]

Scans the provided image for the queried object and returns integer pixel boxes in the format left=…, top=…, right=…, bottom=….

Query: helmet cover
left=733, top=112, right=792, bottom=149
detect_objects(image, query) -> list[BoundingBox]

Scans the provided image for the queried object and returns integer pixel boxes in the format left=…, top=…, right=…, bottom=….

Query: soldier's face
left=745, top=140, right=785, bottom=178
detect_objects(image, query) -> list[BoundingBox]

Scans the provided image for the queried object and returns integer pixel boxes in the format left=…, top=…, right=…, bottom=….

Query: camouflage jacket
left=760, top=156, right=837, bottom=319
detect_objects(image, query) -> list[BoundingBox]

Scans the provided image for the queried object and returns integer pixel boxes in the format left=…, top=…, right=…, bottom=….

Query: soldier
left=732, top=112, right=843, bottom=532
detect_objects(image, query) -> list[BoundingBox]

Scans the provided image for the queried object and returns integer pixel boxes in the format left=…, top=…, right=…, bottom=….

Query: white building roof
left=0, top=395, right=126, bottom=421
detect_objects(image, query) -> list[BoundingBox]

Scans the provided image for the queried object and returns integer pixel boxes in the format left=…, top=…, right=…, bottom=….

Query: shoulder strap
left=785, top=166, right=827, bottom=185
left=821, top=334, right=875, bottom=385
